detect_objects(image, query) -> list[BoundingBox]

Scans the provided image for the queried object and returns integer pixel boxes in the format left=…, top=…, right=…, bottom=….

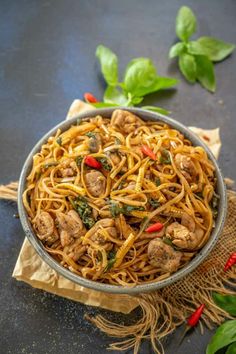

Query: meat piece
left=89, top=218, right=116, bottom=246
left=56, top=210, right=83, bottom=239
left=165, top=214, right=204, bottom=249
left=84, top=170, right=106, bottom=197
left=88, top=133, right=102, bottom=153
left=148, top=238, right=182, bottom=272
left=109, top=152, right=121, bottom=166
left=174, top=153, right=196, bottom=182
left=181, top=213, right=195, bottom=232
left=125, top=181, right=136, bottom=190
left=59, top=158, right=77, bottom=177
left=60, top=230, right=73, bottom=247
left=35, top=211, right=58, bottom=243
left=111, top=109, right=143, bottom=134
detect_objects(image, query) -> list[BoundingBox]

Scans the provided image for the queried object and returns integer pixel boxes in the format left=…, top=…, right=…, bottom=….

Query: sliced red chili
left=202, top=135, right=210, bottom=142
left=224, top=252, right=236, bottom=272
left=187, top=304, right=205, bottom=327
left=84, top=156, right=102, bottom=169
left=84, top=92, right=98, bottom=103
left=145, top=222, right=163, bottom=233
left=178, top=303, right=205, bottom=345
left=141, top=145, right=156, bottom=160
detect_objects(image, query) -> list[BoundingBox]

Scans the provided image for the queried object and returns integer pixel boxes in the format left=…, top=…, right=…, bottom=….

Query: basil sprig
left=169, top=6, right=235, bottom=92
left=95, top=44, right=178, bottom=115
left=206, top=320, right=236, bottom=354
left=213, top=293, right=236, bottom=316
left=206, top=293, right=236, bottom=353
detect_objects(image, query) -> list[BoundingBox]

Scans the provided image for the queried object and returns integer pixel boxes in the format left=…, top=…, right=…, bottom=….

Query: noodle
left=23, top=109, right=217, bottom=286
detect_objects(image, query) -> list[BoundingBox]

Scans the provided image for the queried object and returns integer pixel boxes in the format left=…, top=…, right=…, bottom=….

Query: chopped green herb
left=115, top=138, right=121, bottom=145
left=155, top=177, right=161, bottom=186
left=75, top=156, right=83, bottom=166
left=109, top=201, right=145, bottom=218
left=97, top=250, right=102, bottom=262
left=97, top=157, right=112, bottom=171
left=56, top=137, right=62, bottom=146
left=104, top=250, right=116, bottom=272
left=160, top=149, right=171, bottom=164
left=139, top=216, right=149, bottom=233
left=195, top=191, right=203, bottom=198
left=117, top=180, right=125, bottom=190
left=44, top=162, right=58, bottom=169
left=149, top=198, right=160, bottom=208
left=163, top=237, right=173, bottom=246
left=85, top=132, right=96, bottom=138
left=71, top=196, right=95, bottom=229
left=35, top=171, right=42, bottom=180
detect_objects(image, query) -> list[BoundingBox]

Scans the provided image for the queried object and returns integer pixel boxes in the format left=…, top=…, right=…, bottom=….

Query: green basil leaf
left=130, top=96, right=144, bottom=105
left=195, top=55, right=216, bottom=92
left=206, top=320, right=236, bottom=354
left=96, top=45, right=118, bottom=85
left=91, top=102, right=119, bottom=108
left=153, top=77, right=179, bottom=90
left=104, top=86, right=130, bottom=106
left=169, top=42, right=186, bottom=58
left=226, top=342, right=236, bottom=354
left=213, top=293, right=236, bottom=316
left=178, top=53, right=197, bottom=83
left=176, top=6, right=197, bottom=42
left=142, top=106, right=169, bottom=116
left=197, top=37, right=235, bottom=62
left=123, top=58, right=157, bottom=97
left=187, top=41, right=209, bottom=56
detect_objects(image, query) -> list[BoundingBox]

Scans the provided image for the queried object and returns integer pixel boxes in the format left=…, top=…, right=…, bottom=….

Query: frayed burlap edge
left=0, top=181, right=18, bottom=201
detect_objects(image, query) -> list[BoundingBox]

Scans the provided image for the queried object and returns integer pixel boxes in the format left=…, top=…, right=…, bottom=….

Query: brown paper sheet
left=12, top=101, right=221, bottom=314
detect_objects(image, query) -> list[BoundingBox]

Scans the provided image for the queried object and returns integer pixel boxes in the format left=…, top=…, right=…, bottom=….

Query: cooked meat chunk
left=56, top=210, right=83, bottom=240
left=109, top=152, right=121, bottom=166
left=148, top=239, right=182, bottom=272
left=181, top=212, right=195, bottom=232
left=88, top=133, right=102, bottom=153
left=166, top=213, right=204, bottom=249
left=89, top=218, right=116, bottom=247
left=60, top=229, right=73, bottom=247
left=84, top=170, right=106, bottom=197
left=59, top=158, right=77, bottom=177
left=174, top=153, right=196, bottom=182
left=111, top=109, right=143, bottom=134
left=35, top=211, right=58, bottom=243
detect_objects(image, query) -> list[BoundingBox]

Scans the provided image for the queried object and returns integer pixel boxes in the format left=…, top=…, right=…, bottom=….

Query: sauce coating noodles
left=23, top=110, right=217, bottom=286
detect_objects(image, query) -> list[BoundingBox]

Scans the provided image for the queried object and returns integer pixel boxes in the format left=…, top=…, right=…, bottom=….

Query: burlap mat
left=1, top=100, right=235, bottom=354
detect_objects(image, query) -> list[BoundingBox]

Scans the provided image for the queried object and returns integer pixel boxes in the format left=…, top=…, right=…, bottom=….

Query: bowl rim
left=18, top=107, right=227, bottom=294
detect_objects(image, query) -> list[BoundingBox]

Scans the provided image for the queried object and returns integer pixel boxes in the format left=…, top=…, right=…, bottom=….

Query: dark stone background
left=0, top=0, right=235, bottom=353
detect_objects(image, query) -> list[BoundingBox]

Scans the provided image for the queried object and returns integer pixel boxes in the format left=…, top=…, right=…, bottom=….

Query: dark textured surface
left=0, top=0, right=235, bottom=353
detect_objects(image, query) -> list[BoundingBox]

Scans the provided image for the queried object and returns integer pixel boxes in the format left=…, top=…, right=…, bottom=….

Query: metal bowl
left=18, top=108, right=227, bottom=294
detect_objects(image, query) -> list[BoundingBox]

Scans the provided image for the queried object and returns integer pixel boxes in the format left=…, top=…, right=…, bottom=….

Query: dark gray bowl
left=18, top=108, right=227, bottom=294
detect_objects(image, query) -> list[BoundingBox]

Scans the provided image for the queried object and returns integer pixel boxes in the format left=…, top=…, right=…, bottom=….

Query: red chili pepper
left=224, top=252, right=236, bottom=272
left=141, top=145, right=156, bottom=160
left=202, top=135, right=210, bottom=142
left=84, top=92, right=98, bottom=103
left=84, top=156, right=102, bottom=169
left=145, top=222, right=163, bottom=233
left=178, top=304, right=205, bottom=345
left=187, top=304, right=205, bottom=327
